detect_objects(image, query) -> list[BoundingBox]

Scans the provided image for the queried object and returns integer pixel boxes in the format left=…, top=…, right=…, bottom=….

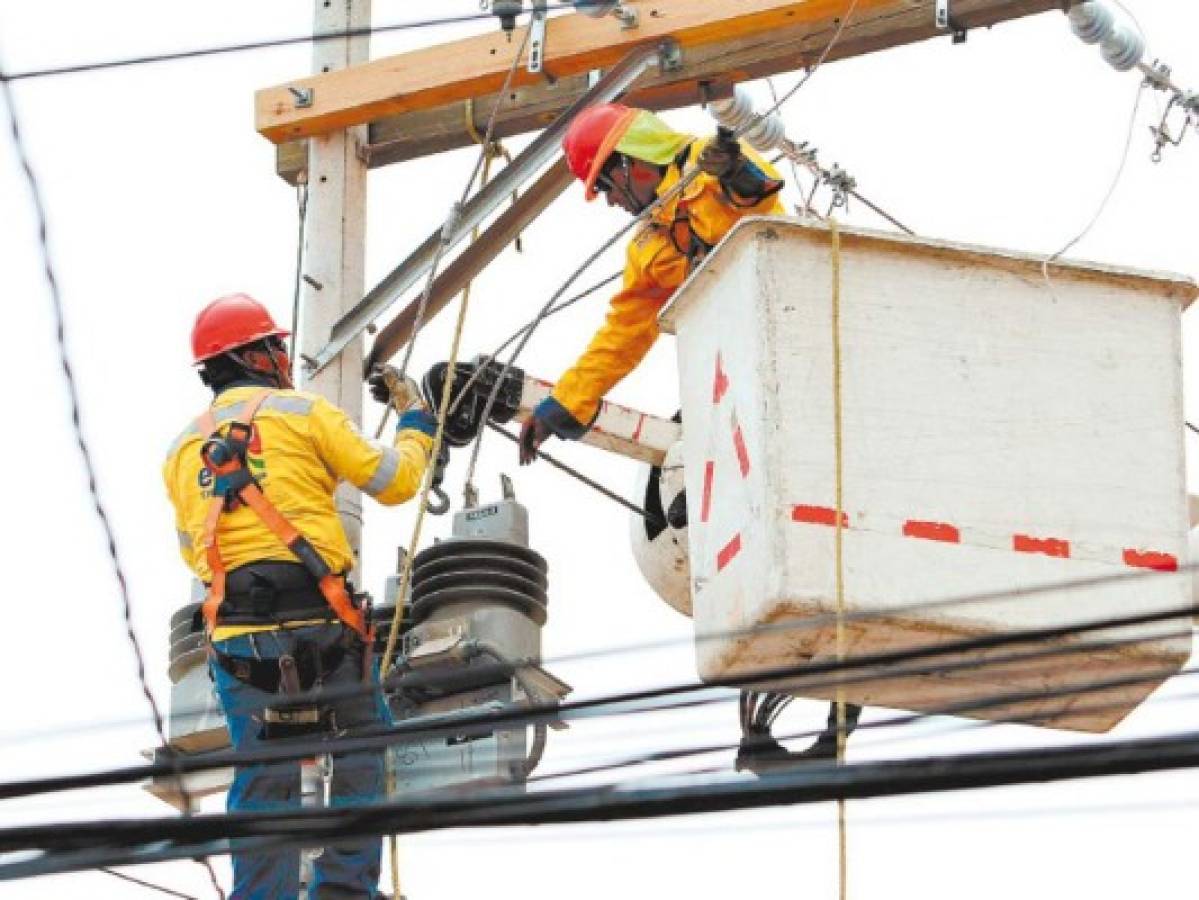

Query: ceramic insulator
left=1101, top=23, right=1146, bottom=71
left=574, top=0, right=618, bottom=17
left=709, top=86, right=788, bottom=152
left=1068, top=1, right=1115, bottom=44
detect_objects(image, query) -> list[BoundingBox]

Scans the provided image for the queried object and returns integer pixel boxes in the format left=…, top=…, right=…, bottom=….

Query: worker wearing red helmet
left=519, top=106, right=862, bottom=766
left=163, top=294, right=434, bottom=898
left=518, top=102, right=786, bottom=463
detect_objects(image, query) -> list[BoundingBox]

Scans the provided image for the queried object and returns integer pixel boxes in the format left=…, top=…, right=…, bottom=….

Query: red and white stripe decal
left=703, top=350, right=751, bottom=574
left=716, top=533, right=743, bottom=572
left=731, top=415, right=751, bottom=479
left=712, top=352, right=730, bottom=405
left=789, top=504, right=1179, bottom=572
left=700, top=461, right=715, bottom=524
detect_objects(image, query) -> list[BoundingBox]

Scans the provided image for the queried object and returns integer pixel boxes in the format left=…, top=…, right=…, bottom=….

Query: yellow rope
left=830, top=218, right=848, bottom=900
left=380, top=104, right=506, bottom=891
left=380, top=278, right=473, bottom=898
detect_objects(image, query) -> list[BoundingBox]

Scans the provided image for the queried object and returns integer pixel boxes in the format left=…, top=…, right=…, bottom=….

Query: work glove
left=699, top=126, right=784, bottom=204
left=368, top=365, right=424, bottom=414
left=697, top=127, right=742, bottom=179
left=517, top=414, right=554, bottom=466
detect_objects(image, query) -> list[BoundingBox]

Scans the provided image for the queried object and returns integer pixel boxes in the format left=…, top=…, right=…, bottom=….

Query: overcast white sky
left=2, top=1, right=1199, bottom=897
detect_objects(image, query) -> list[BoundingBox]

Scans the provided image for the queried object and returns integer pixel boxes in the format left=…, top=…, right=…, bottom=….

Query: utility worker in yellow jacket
left=163, top=293, right=433, bottom=899
left=517, top=103, right=786, bottom=463
left=517, top=105, right=862, bottom=768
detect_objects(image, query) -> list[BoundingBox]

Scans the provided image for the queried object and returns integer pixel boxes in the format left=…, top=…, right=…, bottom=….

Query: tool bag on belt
left=196, top=389, right=377, bottom=735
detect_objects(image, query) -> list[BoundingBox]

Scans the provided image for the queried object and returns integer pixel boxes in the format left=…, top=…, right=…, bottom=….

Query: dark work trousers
left=210, top=624, right=390, bottom=899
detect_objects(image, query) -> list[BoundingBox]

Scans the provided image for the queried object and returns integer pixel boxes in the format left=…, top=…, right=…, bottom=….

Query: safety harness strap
left=196, top=390, right=371, bottom=642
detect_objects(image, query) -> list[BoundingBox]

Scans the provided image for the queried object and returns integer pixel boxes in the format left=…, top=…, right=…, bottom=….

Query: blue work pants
left=210, top=624, right=390, bottom=899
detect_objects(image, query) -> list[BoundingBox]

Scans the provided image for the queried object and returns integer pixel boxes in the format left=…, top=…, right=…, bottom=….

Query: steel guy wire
left=458, top=0, right=864, bottom=497
left=289, top=174, right=309, bottom=361
left=528, top=655, right=1199, bottom=789
left=10, top=722, right=1199, bottom=880
left=14, top=777, right=1199, bottom=880
left=392, top=794, right=1199, bottom=847
left=444, top=269, right=624, bottom=419
left=5, top=552, right=1196, bottom=749
left=100, top=867, right=201, bottom=900
left=395, top=19, right=533, bottom=383
left=14, top=666, right=1188, bottom=819
left=3, top=591, right=1194, bottom=803
left=766, top=75, right=816, bottom=216
left=0, top=53, right=226, bottom=900
left=15, top=774, right=1199, bottom=880
left=486, top=422, right=665, bottom=525
left=7, top=621, right=1190, bottom=800
left=0, top=6, right=585, bottom=83
left=378, top=19, right=536, bottom=713
left=1041, top=80, right=1145, bottom=293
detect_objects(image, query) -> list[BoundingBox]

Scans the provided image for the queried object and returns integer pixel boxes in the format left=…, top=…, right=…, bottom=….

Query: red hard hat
left=191, top=293, right=290, bottom=364
left=562, top=103, right=638, bottom=202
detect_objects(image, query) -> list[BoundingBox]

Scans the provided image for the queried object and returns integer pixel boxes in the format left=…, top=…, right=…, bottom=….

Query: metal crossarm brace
left=305, top=40, right=676, bottom=377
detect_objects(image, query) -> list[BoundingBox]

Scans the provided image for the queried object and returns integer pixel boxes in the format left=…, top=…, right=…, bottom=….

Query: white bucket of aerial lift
left=658, top=217, right=1197, bottom=733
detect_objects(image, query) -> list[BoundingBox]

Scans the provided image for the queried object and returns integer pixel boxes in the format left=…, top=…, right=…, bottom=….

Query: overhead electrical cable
left=0, top=6, right=589, bottom=83
left=2, top=593, right=1193, bottom=803
left=530, top=660, right=1199, bottom=788
left=3, top=554, right=1193, bottom=748
left=1042, top=79, right=1145, bottom=290
left=100, top=867, right=201, bottom=900
left=458, top=0, right=864, bottom=497
left=444, top=270, right=624, bottom=419
left=9, top=724, right=1199, bottom=882
left=0, top=52, right=225, bottom=900
left=373, top=25, right=536, bottom=891
left=7, top=618, right=1191, bottom=805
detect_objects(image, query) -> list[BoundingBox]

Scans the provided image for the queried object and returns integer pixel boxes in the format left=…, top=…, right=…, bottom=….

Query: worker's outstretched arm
left=544, top=238, right=687, bottom=436
left=309, top=395, right=435, bottom=506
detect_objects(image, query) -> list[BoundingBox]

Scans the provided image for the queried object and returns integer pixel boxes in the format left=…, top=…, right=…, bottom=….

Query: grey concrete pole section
left=299, top=0, right=371, bottom=571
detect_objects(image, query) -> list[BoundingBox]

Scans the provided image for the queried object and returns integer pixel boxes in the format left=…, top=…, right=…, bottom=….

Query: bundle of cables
left=735, top=691, right=863, bottom=775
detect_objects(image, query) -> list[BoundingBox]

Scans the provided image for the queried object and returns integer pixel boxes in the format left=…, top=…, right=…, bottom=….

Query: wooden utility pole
left=299, top=0, right=371, bottom=565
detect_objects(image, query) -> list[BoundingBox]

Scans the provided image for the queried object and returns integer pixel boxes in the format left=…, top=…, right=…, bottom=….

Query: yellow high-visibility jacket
left=163, top=385, right=433, bottom=584
left=547, top=138, right=784, bottom=432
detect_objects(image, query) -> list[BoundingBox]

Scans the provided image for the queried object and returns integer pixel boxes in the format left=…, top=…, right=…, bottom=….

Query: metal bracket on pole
left=528, top=0, right=548, bottom=74
left=935, top=0, right=968, bottom=43
left=306, top=39, right=675, bottom=377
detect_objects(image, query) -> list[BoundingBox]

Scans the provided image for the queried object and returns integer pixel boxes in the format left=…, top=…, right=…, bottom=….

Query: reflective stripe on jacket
left=549, top=137, right=785, bottom=430
left=163, top=386, right=432, bottom=582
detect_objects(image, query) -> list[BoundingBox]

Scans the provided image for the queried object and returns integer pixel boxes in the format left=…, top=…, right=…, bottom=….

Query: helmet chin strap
left=228, top=342, right=294, bottom=390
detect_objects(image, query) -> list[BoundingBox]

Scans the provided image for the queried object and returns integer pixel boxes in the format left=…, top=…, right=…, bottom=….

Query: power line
left=0, top=49, right=225, bottom=900
left=100, top=868, right=201, bottom=900
left=4, top=553, right=1193, bottom=749
left=7, top=723, right=1199, bottom=881
left=0, top=10, right=519, bottom=83
left=7, top=625, right=1190, bottom=810
left=1, top=593, right=1193, bottom=803
left=459, top=0, right=862, bottom=490
left=0, top=3, right=608, bottom=83
left=530, top=659, right=1199, bottom=788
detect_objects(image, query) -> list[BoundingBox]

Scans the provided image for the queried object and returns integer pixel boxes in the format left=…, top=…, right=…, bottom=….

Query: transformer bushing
left=387, top=478, right=571, bottom=793
left=166, top=585, right=228, bottom=754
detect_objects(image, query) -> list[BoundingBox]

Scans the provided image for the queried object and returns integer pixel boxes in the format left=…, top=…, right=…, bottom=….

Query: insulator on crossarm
left=709, top=87, right=758, bottom=132
left=574, top=0, right=619, bottom=17
left=1068, top=1, right=1115, bottom=45
left=1101, top=23, right=1146, bottom=72
left=742, top=114, right=787, bottom=153
left=709, top=86, right=787, bottom=153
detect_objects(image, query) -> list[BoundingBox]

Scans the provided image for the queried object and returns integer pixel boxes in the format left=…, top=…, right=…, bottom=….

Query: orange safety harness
left=196, top=389, right=372, bottom=643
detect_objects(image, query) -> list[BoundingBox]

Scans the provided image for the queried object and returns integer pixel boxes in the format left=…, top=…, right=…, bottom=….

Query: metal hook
left=425, top=485, right=452, bottom=516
